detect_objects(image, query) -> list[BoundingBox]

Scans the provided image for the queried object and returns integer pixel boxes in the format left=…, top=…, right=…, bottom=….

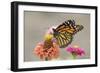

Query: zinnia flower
left=33, top=26, right=60, bottom=61
left=66, top=45, right=85, bottom=59
left=45, top=26, right=58, bottom=44
left=33, top=42, right=60, bottom=61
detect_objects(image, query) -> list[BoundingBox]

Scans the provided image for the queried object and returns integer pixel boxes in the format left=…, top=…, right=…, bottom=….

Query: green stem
left=72, top=53, right=77, bottom=59
left=72, top=55, right=76, bottom=59
left=45, top=57, right=48, bottom=61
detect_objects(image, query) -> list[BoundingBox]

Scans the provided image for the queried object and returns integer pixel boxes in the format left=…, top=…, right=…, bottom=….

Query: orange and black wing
left=53, top=31, right=73, bottom=48
left=55, top=20, right=83, bottom=34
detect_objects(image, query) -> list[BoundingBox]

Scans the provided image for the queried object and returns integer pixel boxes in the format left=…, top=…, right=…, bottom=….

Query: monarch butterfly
left=52, top=20, right=84, bottom=48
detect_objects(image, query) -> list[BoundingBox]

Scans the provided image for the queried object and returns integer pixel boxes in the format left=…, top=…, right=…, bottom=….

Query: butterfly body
left=52, top=20, right=84, bottom=48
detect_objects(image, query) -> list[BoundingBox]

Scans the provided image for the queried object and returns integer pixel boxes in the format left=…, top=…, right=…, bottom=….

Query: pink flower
left=45, top=26, right=57, bottom=34
left=33, top=26, right=60, bottom=61
left=33, top=42, right=60, bottom=61
left=66, top=45, right=85, bottom=59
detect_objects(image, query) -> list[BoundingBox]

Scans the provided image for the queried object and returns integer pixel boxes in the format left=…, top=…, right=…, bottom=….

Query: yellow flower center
left=44, top=34, right=53, bottom=41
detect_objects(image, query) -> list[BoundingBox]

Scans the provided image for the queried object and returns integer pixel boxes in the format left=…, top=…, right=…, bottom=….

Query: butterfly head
left=52, top=28, right=60, bottom=35
left=52, top=28, right=57, bottom=32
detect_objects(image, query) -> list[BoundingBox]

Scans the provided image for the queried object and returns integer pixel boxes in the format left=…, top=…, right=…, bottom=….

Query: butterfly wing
left=55, top=20, right=83, bottom=34
left=55, top=22, right=67, bottom=32
left=52, top=20, right=84, bottom=48
left=53, top=31, right=73, bottom=48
